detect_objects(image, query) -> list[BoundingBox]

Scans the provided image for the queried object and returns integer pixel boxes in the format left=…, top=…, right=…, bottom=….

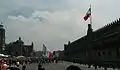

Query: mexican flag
left=84, top=7, right=91, bottom=21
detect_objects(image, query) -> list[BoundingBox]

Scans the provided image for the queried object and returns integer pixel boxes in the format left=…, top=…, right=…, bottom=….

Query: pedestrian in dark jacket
left=38, top=63, right=45, bottom=70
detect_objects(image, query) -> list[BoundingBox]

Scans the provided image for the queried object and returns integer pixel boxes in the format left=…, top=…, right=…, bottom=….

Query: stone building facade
left=5, top=37, right=34, bottom=57
left=64, top=18, right=120, bottom=68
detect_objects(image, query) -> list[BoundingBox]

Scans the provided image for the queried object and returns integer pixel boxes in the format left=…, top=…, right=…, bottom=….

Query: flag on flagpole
left=83, top=7, right=91, bottom=21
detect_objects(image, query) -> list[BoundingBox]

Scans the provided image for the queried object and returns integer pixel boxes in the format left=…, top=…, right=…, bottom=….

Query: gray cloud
left=8, top=7, right=34, bottom=18
left=1, top=0, right=120, bottom=51
left=4, top=10, right=85, bottom=51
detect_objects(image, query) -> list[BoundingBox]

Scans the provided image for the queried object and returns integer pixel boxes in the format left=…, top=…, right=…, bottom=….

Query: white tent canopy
left=0, top=54, right=9, bottom=58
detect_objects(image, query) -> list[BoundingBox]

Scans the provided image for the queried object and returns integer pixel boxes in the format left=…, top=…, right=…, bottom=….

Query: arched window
left=103, top=52, right=105, bottom=56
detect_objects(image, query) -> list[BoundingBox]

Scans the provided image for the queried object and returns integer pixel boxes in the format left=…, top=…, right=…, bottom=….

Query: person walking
left=38, top=63, right=45, bottom=70
left=22, top=63, right=26, bottom=70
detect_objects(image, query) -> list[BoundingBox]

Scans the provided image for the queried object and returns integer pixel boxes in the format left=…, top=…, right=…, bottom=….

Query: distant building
left=0, top=22, right=34, bottom=55
left=5, top=37, right=34, bottom=57
left=42, top=44, right=50, bottom=58
left=53, top=50, right=64, bottom=60
left=42, top=44, right=47, bottom=56
left=35, top=51, right=43, bottom=57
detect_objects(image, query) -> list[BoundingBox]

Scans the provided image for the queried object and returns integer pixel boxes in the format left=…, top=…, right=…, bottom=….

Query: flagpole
left=90, top=4, right=92, bottom=25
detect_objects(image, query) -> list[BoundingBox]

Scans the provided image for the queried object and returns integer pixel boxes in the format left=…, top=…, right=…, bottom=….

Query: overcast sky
left=1, top=0, right=120, bottom=51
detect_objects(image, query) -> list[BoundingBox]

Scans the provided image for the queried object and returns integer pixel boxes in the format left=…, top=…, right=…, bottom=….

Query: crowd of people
left=0, top=56, right=32, bottom=70
left=38, top=57, right=58, bottom=64
left=0, top=56, right=82, bottom=70
left=0, top=59, right=8, bottom=70
left=37, top=57, right=81, bottom=70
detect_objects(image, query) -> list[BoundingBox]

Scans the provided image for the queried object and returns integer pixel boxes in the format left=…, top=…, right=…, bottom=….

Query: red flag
left=48, top=52, right=52, bottom=60
left=84, top=7, right=91, bottom=21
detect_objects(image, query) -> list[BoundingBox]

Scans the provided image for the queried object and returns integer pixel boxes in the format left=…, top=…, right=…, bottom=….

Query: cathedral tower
left=0, top=22, right=5, bottom=52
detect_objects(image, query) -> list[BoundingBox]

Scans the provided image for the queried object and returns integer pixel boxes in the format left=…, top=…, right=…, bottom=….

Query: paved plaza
left=20, top=61, right=120, bottom=70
